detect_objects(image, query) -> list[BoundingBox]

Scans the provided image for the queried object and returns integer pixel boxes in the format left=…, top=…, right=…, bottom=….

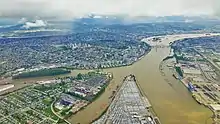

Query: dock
left=93, top=75, right=160, bottom=124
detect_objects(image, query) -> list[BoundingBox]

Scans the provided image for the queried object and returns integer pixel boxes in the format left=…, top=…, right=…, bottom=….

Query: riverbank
left=93, top=74, right=160, bottom=124
left=68, top=46, right=213, bottom=124
left=4, top=33, right=220, bottom=124
left=134, top=75, right=161, bottom=124
left=0, top=47, right=151, bottom=95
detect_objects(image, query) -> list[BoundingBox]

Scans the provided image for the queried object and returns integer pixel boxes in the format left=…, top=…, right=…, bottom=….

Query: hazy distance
left=0, top=0, right=220, bottom=19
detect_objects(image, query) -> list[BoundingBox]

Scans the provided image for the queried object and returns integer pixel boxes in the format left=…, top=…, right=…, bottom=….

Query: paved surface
left=93, top=75, right=157, bottom=124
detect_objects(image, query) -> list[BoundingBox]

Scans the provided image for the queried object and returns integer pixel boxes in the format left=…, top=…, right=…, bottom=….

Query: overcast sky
left=0, top=0, right=219, bottom=19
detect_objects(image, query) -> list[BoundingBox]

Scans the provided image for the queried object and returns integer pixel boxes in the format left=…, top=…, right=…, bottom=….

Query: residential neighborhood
left=0, top=71, right=112, bottom=124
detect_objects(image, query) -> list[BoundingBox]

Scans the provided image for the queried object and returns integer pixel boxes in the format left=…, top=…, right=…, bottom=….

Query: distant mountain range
left=0, top=16, right=219, bottom=38
left=74, top=15, right=220, bottom=24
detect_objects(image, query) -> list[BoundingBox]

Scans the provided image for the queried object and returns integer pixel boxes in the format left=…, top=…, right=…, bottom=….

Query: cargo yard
left=93, top=75, right=160, bottom=124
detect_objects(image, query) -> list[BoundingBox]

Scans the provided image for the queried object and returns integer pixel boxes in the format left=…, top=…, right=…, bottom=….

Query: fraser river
left=68, top=47, right=212, bottom=124
left=12, top=34, right=220, bottom=124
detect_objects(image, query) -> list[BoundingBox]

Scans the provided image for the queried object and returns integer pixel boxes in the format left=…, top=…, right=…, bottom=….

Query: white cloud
left=22, top=20, right=47, bottom=29
left=0, top=0, right=219, bottom=19
left=18, top=17, right=28, bottom=24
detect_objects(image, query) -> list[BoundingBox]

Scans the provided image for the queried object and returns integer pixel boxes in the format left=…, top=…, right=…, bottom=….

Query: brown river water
left=11, top=44, right=213, bottom=124
left=68, top=47, right=212, bottom=124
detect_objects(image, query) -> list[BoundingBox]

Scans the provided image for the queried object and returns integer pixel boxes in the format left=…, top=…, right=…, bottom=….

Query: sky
left=0, top=0, right=219, bottom=19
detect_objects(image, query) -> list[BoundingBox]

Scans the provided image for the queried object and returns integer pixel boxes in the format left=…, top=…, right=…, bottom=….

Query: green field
left=12, top=68, right=71, bottom=79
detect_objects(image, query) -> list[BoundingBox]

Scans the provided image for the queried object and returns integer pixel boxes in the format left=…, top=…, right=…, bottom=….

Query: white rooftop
left=210, top=104, right=220, bottom=111
left=182, top=68, right=202, bottom=75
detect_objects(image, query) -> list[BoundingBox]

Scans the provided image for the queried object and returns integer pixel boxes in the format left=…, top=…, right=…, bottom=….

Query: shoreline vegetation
left=2, top=71, right=112, bottom=124
left=3, top=34, right=219, bottom=124
left=62, top=72, right=113, bottom=122
left=9, top=47, right=151, bottom=80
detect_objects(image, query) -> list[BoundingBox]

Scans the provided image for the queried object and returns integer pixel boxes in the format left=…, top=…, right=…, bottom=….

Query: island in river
left=2, top=33, right=220, bottom=124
